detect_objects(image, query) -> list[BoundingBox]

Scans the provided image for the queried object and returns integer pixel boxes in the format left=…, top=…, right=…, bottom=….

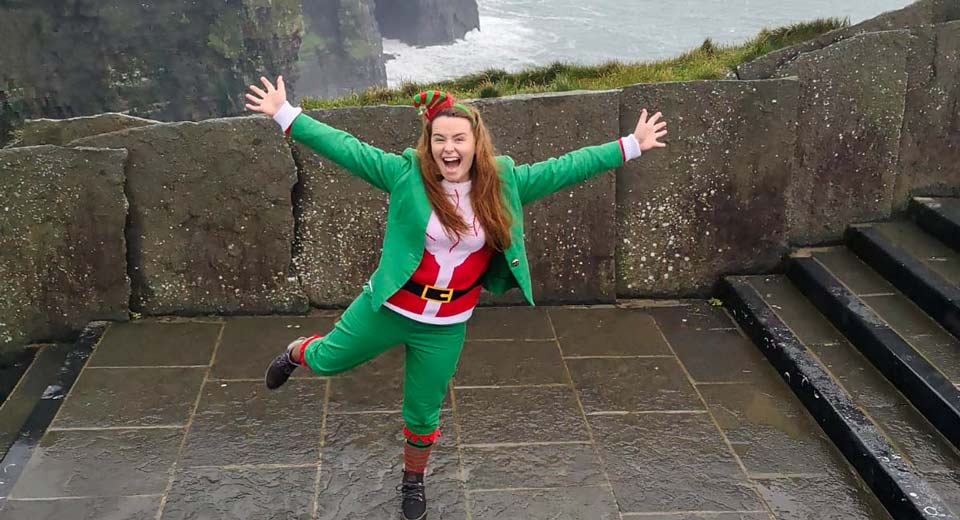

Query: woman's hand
left=245, top=75, right=287, bottom=117
left=633, top=109, right=667, bottom=151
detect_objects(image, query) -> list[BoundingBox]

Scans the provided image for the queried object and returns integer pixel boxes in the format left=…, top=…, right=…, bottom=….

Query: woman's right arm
left=247, top=76, right=406, bottom=193
left=275, top=103, right=405, bottom=193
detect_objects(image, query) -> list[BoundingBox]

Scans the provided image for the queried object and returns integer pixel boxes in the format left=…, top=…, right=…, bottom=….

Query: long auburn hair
left=416, top=106, right=512, bottom=252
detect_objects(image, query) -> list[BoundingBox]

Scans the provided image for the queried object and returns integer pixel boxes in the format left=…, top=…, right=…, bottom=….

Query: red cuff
left=403, top=426, right=441, bottom=444
left=298, top=334, right=321, bottom=368
left=618, top=137, right=626, bottom=162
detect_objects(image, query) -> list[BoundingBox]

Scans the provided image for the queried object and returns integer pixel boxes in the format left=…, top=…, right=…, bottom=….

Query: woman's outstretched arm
left=246, top=75, right=407, bottom=193
left=512, top=109, right=667, bottom=205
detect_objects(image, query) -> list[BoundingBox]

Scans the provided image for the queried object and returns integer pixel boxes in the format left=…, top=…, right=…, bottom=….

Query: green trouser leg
left=301, top=292, right=467, bottom=439
left=401, top=317, right=466, bottom=440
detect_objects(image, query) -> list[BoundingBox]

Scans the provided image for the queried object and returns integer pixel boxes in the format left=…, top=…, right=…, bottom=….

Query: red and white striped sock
left=404, top=440, right=434, bottom=474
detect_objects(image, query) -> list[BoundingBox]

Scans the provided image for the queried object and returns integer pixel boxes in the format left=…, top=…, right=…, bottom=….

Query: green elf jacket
left=288, top=112, right=628, bottom=310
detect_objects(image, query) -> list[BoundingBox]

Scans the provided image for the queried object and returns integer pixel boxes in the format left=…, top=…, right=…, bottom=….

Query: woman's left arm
left=513, top=109, right=667, bottom=205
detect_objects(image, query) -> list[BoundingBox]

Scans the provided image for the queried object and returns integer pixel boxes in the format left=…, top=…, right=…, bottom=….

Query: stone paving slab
left=51, top=367, right=205, bottom=429
left=698, top=379, right=854, bottom=478
left=12, top=428, right=183, bottom=498
left=163, top=466, right=315, bottom=520
left=0, top=304, right=891, bottom=520
left=0, top=496, right=162, bottom=520
left=590, top=412, right=761, bottom=513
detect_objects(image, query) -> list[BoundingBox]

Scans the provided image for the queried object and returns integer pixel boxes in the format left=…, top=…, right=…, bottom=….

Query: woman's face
left=430, top=115, right=476, bottom=183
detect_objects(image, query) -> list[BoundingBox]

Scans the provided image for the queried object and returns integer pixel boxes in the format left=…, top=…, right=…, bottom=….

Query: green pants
left=302, top=292, right=467, bottom=439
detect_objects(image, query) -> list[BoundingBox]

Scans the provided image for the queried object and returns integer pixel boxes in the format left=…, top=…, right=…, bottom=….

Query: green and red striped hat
left=412, top=90, right=475, bottom=124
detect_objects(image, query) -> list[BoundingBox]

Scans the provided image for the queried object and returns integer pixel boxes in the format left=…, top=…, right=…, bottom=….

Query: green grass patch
left=301, top=17, right=847, bottom=110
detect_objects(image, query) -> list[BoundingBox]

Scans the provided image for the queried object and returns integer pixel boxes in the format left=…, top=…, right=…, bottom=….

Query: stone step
left=723, top=274, right=959, bottom=520
left=911, top=197, right=960, bottom=253
left=847, top=221, right=960, bottom=340
left=0, top=323, right=104, bottom=499
left=812, top=245, right=960, bottom=389
left=787, top=248, right=960, bottom=451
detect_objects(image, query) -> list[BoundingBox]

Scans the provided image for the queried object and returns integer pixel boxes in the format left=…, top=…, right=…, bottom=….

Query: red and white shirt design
left=384, top=179, right=493, bottom=324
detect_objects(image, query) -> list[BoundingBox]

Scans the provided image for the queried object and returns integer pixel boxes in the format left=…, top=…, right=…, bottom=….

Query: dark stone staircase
left=723, top=197, right=960, bottom=519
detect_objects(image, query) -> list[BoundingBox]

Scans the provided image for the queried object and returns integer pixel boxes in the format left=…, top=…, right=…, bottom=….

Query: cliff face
left=374, top=0, right=480, bottom=46
left=296, top=0, right=387, bottom=99
left=0, top=0, right=303, bottom=140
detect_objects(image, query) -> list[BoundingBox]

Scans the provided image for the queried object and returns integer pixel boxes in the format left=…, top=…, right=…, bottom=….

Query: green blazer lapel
left=391, top=155, right=433, bottom=237
left=405, top=154, right=433, bottom=234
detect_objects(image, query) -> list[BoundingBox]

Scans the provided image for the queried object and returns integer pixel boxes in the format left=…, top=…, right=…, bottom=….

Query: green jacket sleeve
left=289, top=113, right=408, bottom=193
left=510, top=141, right=624, bottom=205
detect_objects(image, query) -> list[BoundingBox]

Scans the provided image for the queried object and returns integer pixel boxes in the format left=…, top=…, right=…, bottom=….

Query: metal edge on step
left=787, top=256, right=960, bottom=450
left=846, top=225, right=960, bottom=340
left=721, top=276, right=955, bottom=520
left=0, top=322, right=108, bottom=499
left=911, top=198, right=960, bottom=253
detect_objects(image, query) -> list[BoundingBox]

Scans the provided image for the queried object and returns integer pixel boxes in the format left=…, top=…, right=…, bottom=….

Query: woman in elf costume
left=245, top=75, right=666, bottom=520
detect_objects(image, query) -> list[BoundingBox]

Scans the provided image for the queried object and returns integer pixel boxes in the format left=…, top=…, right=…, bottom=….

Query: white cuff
left=273, top=101, right=302, bottom=132
left=621, top=134, right=642, bottom=161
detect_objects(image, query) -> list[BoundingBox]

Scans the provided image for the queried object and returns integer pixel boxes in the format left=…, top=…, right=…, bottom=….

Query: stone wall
left=776, top=30, right=911, bottom=245
left=0, top=146, right=129, bottom=346
left=893, top=21, right=960, bottom=208
left=617, top=80, right=798, bottom=298
left=6, top=113, right=159, bottom=148
left=3, top=4, right=960, bottom=350
left=71, top=117, right=308, bottom=316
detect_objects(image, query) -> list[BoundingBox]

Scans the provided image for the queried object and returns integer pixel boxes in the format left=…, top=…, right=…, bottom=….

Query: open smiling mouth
left=442, top=157, right=461, bottom=171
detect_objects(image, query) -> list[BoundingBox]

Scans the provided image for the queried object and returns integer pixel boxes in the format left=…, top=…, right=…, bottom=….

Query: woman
left=245, top=75, right=666, bottom=520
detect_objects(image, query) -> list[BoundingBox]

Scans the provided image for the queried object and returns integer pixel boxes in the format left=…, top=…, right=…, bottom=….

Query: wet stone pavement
left=0, top=302, right=893, bottom=520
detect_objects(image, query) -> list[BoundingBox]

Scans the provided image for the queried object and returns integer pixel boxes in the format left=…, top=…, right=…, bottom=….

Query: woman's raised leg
left=264, top=292, right=407, bottom=389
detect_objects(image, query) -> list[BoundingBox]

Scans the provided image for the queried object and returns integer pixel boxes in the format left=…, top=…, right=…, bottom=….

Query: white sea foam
left=384, top=14, right=544, bottom=87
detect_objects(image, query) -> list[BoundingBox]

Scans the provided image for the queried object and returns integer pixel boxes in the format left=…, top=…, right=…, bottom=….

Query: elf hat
left=412, top=90, right=475, bottom=124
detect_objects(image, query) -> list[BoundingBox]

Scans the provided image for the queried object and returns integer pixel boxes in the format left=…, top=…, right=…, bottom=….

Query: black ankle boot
left=264, top=337, right=304, bottom=390
left=398, top=470, right=427, bottom=520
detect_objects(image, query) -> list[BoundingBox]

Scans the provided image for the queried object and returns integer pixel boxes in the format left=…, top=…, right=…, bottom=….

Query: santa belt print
left=402, top=275, right=485, bottom=303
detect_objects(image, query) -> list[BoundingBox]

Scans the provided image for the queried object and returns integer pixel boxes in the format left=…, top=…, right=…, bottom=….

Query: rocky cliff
left=374, top=0, right=480, bottom=47
left=296, top=0, right=387, bottom=99
left=0, top=0, right=304, bottom=144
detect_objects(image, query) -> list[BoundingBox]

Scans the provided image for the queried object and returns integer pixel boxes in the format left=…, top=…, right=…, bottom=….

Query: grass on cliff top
left=301, top=17, right=847, bottom=110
